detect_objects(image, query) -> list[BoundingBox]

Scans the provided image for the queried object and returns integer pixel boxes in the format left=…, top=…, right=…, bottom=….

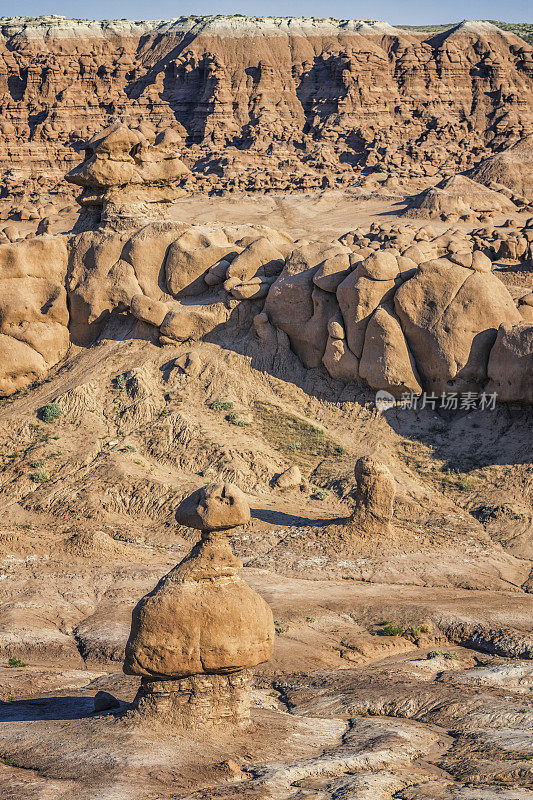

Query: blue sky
left=2, top=1, right=531, bottom=25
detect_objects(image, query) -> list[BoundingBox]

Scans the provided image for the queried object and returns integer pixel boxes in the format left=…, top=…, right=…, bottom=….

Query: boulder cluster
left=0, top=122, right=532, bottom=405
left=262, top=230, right=531, bottom=401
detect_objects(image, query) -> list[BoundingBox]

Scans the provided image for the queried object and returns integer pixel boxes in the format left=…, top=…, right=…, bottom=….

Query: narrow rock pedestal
left=132, top=671, right=252, bottom=729
left=350, top=456, right=395, bottom=535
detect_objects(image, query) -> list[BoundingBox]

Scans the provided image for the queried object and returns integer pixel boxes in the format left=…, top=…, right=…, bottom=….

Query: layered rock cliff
left=1, top=15, right=533, bottom=209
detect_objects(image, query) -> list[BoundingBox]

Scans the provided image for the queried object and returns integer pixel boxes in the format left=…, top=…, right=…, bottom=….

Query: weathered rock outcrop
left=0, top=236, right=69, bottom=395
left=66, top=124, right=190, bottom=207
left=358, top=305, right=422, bottom=398
left=124, top=483, right=274, bottom=728
left=174, top=482, right=251, bottom=532
left=407, top=175, right=519, bottom=219
left=66, top=213, right=290, bottom=345
left=1, top=123, right=532, bottom=404
left=264, top=266, right=339, bottom=368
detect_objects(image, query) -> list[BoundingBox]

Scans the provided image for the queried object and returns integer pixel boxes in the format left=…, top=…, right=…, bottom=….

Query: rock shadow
left=0, top=695, right=125, bottom=722
left=251, top=508, right=343, bottom=526
left=382, top=401, right=533, bottom=471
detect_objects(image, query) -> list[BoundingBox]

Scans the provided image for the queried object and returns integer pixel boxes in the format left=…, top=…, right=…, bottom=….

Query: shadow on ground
left=0, top=696, right=123, bottom=722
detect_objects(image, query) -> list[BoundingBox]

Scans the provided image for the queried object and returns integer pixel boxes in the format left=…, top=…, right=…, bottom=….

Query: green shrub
left=40, top=403, right=62, bottom=423
left=380, top=624, right=404, bottom=637
left=458, top=475, right=475, bottom=491
left=427, top=650, right=459, bottom=660
left=31, top=470, right=49, bottom=483
left=7, top=657, right=26, bottom=668
left=209, top=400, right=234, bottom=411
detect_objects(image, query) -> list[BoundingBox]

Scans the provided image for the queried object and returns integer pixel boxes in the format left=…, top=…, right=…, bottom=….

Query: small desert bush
left=209, top=400, right=234, bottom=411
left=225, top=412, right=241, bottom=424
left=427, top=650, right=459, bottom=660
left=7, top=657, right=26, bottom=668
left=30, top=470, right=49, bottom=483
left=457, top=474, right=476, bottom=491
left=0, top=755, right=20, bottom=766
left=40, top=403, right=62, bottom=423
left=408, top=623, right=431, bottom=639
left=380, top=624, right=405, bottom=637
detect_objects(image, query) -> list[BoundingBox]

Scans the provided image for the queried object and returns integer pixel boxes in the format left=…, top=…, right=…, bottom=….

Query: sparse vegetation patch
left=39, top=403, right=62, bottom=423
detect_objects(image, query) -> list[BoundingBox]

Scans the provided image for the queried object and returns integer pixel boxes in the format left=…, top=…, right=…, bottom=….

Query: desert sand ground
left=0, top=232, right=531, bottom=795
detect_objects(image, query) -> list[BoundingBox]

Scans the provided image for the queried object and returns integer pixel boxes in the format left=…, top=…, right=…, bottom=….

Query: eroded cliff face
left=1, top=16, right=533, bottom=208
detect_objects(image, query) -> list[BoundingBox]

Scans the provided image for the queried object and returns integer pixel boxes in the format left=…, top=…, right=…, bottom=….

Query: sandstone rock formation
left=486, top=322, right=533, bottom=404
left=174, top=482, right=251, bottom=532
left=394, top=258, right=522, bottom=394
left=260, top=226, right=530, bottom=401
left=1, top=16, right=533, bottom=208
left=274, top=465, right=302, bottom=489
left=351, top=456, right=395, bottom=534
left=124, top=484, right=274, bottom=728
left=0, top=236, right=69, bottom=395
left=358, top=306, right=422, bottom=398
left=407, top=175, right=519, bottom=220
left=65, top=123, right=191, bottom=228
left=66, top=212, right=290, bottom=345
left=469, top=134, right=533, bottom=202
